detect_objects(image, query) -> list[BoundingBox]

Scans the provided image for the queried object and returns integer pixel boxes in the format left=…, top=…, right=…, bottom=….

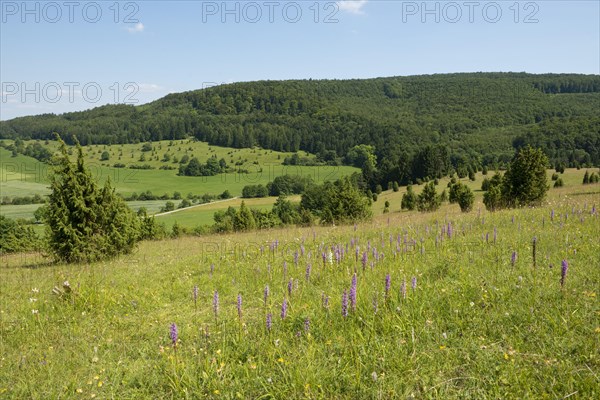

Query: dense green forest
left=2, top=73, right=599, bottom=188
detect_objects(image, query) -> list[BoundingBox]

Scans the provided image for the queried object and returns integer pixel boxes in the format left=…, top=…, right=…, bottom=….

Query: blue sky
left=1, top=0, right=598, bottom=119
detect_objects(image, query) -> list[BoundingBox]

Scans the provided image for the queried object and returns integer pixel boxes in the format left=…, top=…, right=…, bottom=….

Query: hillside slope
left=1, top=73, right=599, bottom=171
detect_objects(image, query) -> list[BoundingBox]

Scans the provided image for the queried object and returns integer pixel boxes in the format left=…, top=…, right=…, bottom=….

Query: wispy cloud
left=127, top=22, right=145, bottom=33
left=138, top=83, right=163, bottom=93
left=337, top=0, right=368, bottom=15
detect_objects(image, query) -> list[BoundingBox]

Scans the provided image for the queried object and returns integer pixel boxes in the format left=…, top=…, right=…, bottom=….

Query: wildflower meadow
left=1, top=191, right=598, bottom=398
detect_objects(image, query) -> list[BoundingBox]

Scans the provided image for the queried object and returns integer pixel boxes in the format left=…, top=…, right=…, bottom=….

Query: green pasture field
left=0, top=183, right=598, bottom=398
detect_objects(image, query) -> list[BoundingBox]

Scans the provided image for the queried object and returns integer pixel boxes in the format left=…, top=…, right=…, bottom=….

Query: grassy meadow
left=1, top=143, right=357, bottom=222
left=0, top=180, right=598, bottom=398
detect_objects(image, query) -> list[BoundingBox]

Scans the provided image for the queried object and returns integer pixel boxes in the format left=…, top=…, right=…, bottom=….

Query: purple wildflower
left=385, top=274, right=391, bottom=299
left=304, top=317, right=310, bottom=333
left=411, top=276, right=417, bottom=290
left=511, top=251, right=517, bottom=266
left=321, top=292, right=330, bottom=310
left=342, top=289, right=348, bottom=318
left=294, top=251, right=299, bottom=266
left=192, top=285, right=198, bottom=309
left=210, top=264, right=215, bottom=276
left=551, top=209, right=555, bottom=221
left=486, top=232, right=489, bottom=243
left=264, top=285, right=270, bottom=306
left=287, top=279, right=293, bottom=297
left=362, top=252, right=368, bottom=270
left=447, top=223, right=452, bottom=238
left=281, top=299, right=288, bottom=319
left=237, top=294, right=243, bottom=320
left=350, top=273, right=357, bottom=311
left=266, top=313, right=272, bottom=331
left=401, top=279, right=407, bottom=299
left=493, top=227, right=497, bottom=243
left=561, top=260, right=568, bottom=287
left=213, top=290, right=219, bottom=317
left=305, top=263, right=312, bottom=282
left=283, top=261, right=287, bottom=278
left=169, top=323, right=178, bottom=346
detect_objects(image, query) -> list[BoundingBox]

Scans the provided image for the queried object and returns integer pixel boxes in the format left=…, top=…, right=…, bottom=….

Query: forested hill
left=2, top=73, right=599, bottom=175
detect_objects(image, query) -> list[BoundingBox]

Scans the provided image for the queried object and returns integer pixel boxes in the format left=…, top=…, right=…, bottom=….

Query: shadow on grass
left=0, top=251, right=56, bottom=270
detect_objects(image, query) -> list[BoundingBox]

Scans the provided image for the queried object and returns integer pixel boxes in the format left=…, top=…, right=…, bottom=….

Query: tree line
left=2, top=73, right=598, bottom=184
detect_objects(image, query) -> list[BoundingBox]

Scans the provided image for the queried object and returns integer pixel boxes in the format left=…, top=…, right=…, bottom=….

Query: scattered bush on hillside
left=0, top=216, right=40, bottom=254
left=401, top=185, right=417, bottom=211
left=417, top=182, right=441, bottom=212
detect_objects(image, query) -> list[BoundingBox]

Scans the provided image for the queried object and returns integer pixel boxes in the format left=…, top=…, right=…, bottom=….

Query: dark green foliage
left=179, top=198, right=192, bottom=208
left=100, top=151, right=110, bottom=161
left=0, top=216, right=39, bottom=254
left=137, top=208, right=166, bottom=240
left=412, top=146, right=451, bottom=180
left=233, top=201, right=256, bottom=231
left=345, top=145, right=377, bottom=169
left=401, top=185, right=417, bottom=211
left=267, top=175, right=312, bottom=196
left=448, top=183, right=460, bottom=204
left=179, top=156, right=227, bottom=176
left=33, top=205, right=48, bottom=223
left=582, top=170, right=590, bottom=184
left=501, top=147, right=549, bottom=207
left=392, top=181, right=399, bottom=192
left=554, top=177, right=564, bottom=187
left=417, top=182, right=441, bottom=212
left=1, top=194, right=45, bottom=205
left=454, top=183, right=475, bottom=212
left=251, top=209, right=281, bottom=229
left=551, top=173, right=559, bottom=181
left=213, top=207, right=236, bottom=233
left=45, top=138, right=140, bottom=263
left=301, top=176, right=371, bottom=225
left=283, top=153, right=323, bottom=166
left=383, top=200, right=390, bottom=214
left=319, top=177, right=372, bottom=224
left=440, top=189, right=448, bottom=203
left=162, top=201, right=175, bottom=212
left=141, top=143, right=153, bottom=152
left=375, top=184, right=383, bottom=194
left=242, top=184, right=268, bottom=198
left=3, top=73, right=598, bottom=188
left=272, top=196, right=299, bottom=225
left=481, top=178, right=491, bottom=191
left=483, top=184, right=503, bottom=211
left=220, top=190, right=232, bottom=199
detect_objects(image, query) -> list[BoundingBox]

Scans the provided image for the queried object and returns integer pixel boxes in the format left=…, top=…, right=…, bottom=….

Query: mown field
left=0, top=181, right=598, bottom=398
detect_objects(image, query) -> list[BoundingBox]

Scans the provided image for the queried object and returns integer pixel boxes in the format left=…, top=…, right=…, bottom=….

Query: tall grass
left=0, top=192, right=598, bottom=398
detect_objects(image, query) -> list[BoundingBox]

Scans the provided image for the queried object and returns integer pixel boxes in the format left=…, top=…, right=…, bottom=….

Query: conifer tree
left=46, top=136, right=140, bottom=263
left=417, top=182, right=441, bottom=212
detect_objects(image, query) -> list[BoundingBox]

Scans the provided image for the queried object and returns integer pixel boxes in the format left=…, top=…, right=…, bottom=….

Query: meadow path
left=154, top=197, right=240, bottom=217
